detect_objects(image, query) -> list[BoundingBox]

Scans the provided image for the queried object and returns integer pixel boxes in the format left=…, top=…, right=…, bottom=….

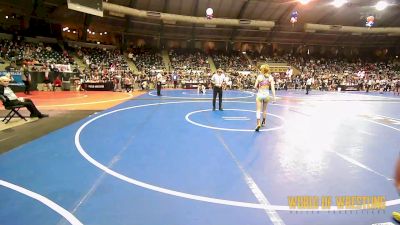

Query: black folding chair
left=1, top=95, right=27, bottom=124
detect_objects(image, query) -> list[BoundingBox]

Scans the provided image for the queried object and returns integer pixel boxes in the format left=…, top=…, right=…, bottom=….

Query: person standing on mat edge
left=211, top=68, right=225, bottom=111
left=21, top=64, right=31, bottom=95
left=172, top=71, right=179, bottom=89
left=306, top=76, right=312, bottom=95
left=254, top=64, right=276, bottom=132
left=0, top=76, right=48, bottom=118
left=156, top=72, right=163, bottom=96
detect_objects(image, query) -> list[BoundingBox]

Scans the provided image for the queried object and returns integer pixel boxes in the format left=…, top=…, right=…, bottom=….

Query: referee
left=156, top=72, right=163, bottom=96
left=211, top=68, right=225, bottom=111
left=306, top=76, right=312, bottom=95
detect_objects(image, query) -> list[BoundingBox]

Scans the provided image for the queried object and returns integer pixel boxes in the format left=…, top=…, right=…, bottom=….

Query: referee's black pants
left=213, top=86, right=223, bottom=110
left=306, top=85, right=311, bottom=95
left=157, top=82, right=162, bottom=96
left=23, top=81, right=30, bottom=94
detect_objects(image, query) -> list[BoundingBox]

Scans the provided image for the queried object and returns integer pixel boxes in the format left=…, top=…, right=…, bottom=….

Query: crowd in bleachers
left=79, top=47, right=127, bottom=69
left=277, top=55, right=400, bottom=93
left=128, top=47, right=164, bottom=73
left=0, top=38, right=74, bottom=72
left=212, top=50, right=255, bottom=72
left=169, top=49, right=209, bottom=71
left=1, top=37, right=399, bottom=94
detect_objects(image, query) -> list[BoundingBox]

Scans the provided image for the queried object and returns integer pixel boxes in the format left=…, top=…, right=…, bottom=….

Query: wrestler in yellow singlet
left=254, top=64, right=276, bottom=131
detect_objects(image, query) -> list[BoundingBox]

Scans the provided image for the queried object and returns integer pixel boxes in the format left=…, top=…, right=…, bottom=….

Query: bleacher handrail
left=66, top=41, right=117, bottom=49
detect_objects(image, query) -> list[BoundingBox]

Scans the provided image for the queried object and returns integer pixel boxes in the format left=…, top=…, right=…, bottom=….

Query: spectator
left=0, top=76, right=48, bottom=118
left=53, top=76, right=62, bottom=91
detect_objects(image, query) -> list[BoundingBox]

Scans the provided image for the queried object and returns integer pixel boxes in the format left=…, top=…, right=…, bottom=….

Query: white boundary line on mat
left=74, top=100, right=399, bottom=211
left=0, top=179, right=83, bottom=225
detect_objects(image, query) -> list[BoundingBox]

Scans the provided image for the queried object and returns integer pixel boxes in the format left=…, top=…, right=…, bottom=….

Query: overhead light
left=5, top=16, right=8, bottom=19
left=298, top=0, right=311, bottom=5
left=63, top=27, right=69, bottom=31
left=67, top=30, right=70, bottom=32
left=242, top=51, right=246, bottom=54
left=100, top=33, right=102, bottom=35
left=87, top=29, right=90, bottom=32
left=332, top=0, right=347, bottom=8
left=73, top=31, right=76, bottom=34
left=93, top=32, right=95, bottom=34
left=97, top=42, right=100, bottom=44
left=375, top=1, right=388, bottom=10
left=104, top=32, right=107, bottom=34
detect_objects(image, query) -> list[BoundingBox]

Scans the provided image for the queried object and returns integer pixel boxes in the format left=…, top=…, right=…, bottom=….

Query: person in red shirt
left=53, top=76, right=62, bottom=91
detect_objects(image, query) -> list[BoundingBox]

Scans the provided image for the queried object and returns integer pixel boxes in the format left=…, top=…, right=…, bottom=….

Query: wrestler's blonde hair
left=259, top=64, right=270, bottom=74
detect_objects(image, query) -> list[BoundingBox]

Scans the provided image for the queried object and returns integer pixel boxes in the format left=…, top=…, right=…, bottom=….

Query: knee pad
left=256, top=111, right=261, bottom=119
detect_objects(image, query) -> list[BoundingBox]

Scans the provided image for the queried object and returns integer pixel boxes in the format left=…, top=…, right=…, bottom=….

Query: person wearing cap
left=0, top=76, right=48, bottom=118
left=211, top=68, right=225, bottom=111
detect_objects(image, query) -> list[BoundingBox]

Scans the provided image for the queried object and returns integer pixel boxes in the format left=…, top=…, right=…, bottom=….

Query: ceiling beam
left=191, top=0, right=200, bottom=43
left=277, top=2, right=298, bottom=25
left=229, top=0, right=251, bottom=41
left=266, top=2, right=299, bottom=45
left=377, top=5, right=400, bottom=26
left=81, top=14, right=92, bottom=41
left=124, top=0, right=138, bottom=32
left=159, top=0, right=170, bottom=40
left=31, top=0, right=39, bottom=16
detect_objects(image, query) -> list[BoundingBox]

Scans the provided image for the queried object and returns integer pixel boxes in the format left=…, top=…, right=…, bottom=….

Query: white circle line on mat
left=0, top=179, right=83, bottom=225
left=148, top=90, right=254, bottom=99
left=74, top=100, right=399, bottom=211
left=185, top=108, right=284, bottom=132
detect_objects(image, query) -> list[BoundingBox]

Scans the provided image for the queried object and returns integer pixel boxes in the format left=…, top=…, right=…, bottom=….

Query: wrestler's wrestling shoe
left=393, top=211, right=400, bottom=222
left=261, top=118, right=266, bottom=127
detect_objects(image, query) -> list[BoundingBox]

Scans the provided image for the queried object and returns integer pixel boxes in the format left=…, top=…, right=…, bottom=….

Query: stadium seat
left=0, top=95, right=27, bottom=124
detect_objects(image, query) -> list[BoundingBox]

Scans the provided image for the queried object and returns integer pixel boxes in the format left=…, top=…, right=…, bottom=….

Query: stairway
left=124, top=53, right=139, bottom=73
left=243, top=53, right=255, bottom=68
left=161, top=50, right=171, bottom=72
left=72, top=54, right=86, bottom=69
left=207, top=56, right=217, bottom=73
left=290, top=66, right=301, bottom=76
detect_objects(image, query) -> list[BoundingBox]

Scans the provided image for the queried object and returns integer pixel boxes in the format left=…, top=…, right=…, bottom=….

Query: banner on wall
left=0, top=71, right=24, bottom=86
left=52, top=64, right=72, bottom=72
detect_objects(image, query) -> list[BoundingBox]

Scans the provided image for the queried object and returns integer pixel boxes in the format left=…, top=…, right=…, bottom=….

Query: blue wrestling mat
left=1, top=90, right=400, bottom=225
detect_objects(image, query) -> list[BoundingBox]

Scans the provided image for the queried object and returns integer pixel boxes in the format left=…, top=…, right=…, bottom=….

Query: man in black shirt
left=21, top=64, right=31, bottom=95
